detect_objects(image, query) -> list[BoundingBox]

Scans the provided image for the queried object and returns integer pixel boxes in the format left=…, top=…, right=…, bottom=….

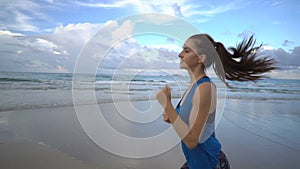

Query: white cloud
left=146, top=44, right=181, bottom=52
left=14, top=11, right=39, bottom=32
left=0, top=0, right=46, bottom=32
left=111, top=20, right=135, bottom=40
left=0, top=22, right=103, bottom=72
left=269, top=68, right=300, bottom=79
left=260, top=45, right=275, bottom=51
left=0, top=30, right=23, bottom=37
left=76, top=0, right=187, bottom=17
left=183, top=0, right=250, bottom=18
left=75, top=0, right=137, bottom=8
left=35, top=38, right=58, bottom=50
left=74, top=0, right=251, bottom=24
left=0, top=19, right=181, bottom=73
left=193, top=18, right=210, bottom=23
left=2, top=18, right=299, bottom=75
left=103, top=47, right=179, bottom=70
left=0, top=0, right=252, bottom=33
left=271, top=1, right=282, bottom=6
left=93, top=20, right=179, bottom=70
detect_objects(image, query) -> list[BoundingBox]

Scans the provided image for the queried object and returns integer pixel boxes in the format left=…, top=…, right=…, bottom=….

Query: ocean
left=0, top=71, right=299, bottom=111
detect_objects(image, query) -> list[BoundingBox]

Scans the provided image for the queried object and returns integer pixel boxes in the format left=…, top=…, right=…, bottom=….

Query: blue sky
left=0, top=0, right=300, bottom=78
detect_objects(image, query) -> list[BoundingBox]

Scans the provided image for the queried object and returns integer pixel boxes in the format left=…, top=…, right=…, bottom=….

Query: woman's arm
left=156, top=83, right=213, bottom=149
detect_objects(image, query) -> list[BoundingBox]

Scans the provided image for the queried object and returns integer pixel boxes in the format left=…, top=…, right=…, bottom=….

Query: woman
left=156, top=34, right=276, bottom=169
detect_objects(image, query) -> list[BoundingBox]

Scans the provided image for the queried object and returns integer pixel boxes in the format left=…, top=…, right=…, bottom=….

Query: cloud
left=1, top=0, right=252, bottom=34
left=91, top=19, right=180, bottom=71
left=75, top=0, right=136, bottom=8
left=1, top=21, right=299, bottom=80
left=0, top=36, right=66, bottom=72
left=259, top=46, right=300, bottom=67
left=0, top=30, right=23, bottom=37
left=282, top=40, right=294, bottom=47
left=75, top=0, right=188, bottom=17
left=271, top=1, right=282, bottom=6
left=172, top=3, right=184, bottom=17
left=75, top=0, right=247, bottom=20
left=184, top=0, right=250, bottom=18
left=238, top=30, right=255, bottom=38
left=0, top=22, right=103, bottom=72
left=146, top=44, right=182, bottom=52
left=101, top=47, right=179, bottom=70
left=255, top=45, right=300, bottom=79
left=0, top=20, right=181, bottom=73
left=0, top=0, right=49, bottom=32
left=2, top=20, right=299, bottom=74
left=111, top=20, right=135, bottom=40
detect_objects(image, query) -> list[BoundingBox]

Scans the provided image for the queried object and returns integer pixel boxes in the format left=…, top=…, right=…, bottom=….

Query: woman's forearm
left=165, top=102, right=199, bottom=148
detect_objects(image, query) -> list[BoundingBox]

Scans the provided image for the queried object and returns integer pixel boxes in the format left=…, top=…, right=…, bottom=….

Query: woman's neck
left=188, top=68, right=207, bottom=84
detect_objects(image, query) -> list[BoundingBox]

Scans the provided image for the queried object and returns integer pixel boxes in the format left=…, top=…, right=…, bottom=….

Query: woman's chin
left=179, top=64, right=187, bottom=69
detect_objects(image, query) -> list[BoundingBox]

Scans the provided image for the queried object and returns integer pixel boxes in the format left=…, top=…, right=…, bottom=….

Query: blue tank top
left=176, top=77, right=221, bottom=169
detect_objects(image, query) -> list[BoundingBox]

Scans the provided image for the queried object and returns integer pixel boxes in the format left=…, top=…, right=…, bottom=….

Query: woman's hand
left=156, top=85, right=172, bottom=109
left=156, top=85, right=172, bottom=123
left=163, top=112, right=171, bottom=123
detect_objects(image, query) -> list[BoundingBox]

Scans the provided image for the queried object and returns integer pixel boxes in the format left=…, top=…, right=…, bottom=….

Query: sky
left=0, top=0, right=300, bottom=78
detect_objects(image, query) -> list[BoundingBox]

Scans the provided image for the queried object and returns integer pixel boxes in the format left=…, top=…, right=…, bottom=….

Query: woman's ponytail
left=207, top=34, right=277, bottom=82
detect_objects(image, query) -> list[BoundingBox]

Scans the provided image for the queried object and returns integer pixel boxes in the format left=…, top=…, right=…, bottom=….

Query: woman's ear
left=198, top=54, right=206, bottom=64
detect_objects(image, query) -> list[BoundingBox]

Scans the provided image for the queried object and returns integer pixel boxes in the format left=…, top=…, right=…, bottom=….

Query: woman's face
left=178, top=39, right=201, bottom=70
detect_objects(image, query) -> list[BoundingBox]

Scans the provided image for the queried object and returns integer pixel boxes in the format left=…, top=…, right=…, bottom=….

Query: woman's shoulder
left=193, top=81, right=216, bottom=99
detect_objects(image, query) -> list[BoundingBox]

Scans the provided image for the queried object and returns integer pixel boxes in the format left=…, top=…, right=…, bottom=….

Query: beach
left=1, top=99, right=299, bottom=169
left=0, top=101, right=185, bottom=169
left=0, top=72, right=300, bottom=169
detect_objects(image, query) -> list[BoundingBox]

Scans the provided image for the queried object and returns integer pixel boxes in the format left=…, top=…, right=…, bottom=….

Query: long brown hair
left=189, top=34, right=277, bottom=85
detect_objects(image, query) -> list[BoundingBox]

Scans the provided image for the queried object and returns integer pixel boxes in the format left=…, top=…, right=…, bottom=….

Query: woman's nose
left=178, top=51, right=183, bottom=58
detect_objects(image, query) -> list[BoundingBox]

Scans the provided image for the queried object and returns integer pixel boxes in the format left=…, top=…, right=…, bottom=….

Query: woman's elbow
left=185, top=140, right=198, bottom=149
left=183, top=132, right=200, bottom=149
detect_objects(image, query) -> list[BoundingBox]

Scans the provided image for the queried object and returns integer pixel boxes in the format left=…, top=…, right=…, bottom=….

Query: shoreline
left=1, top=95, right=299, bottom=112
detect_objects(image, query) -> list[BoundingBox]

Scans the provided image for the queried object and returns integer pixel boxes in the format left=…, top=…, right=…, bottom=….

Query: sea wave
left=0, top=77, right=42, bottom=83
left=0, top=72, right=299, bottom=112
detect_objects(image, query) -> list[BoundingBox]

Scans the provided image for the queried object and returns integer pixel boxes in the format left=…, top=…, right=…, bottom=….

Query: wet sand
left=217, top=99, right=300, bottom=169
left=0, top=139, right=95, bottom=169
left=0, top=99, right=299, bottom=169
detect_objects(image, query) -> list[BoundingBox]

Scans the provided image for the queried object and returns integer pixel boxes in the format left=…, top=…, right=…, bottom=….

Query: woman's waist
left=182, top=133, right=221, bottom=149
